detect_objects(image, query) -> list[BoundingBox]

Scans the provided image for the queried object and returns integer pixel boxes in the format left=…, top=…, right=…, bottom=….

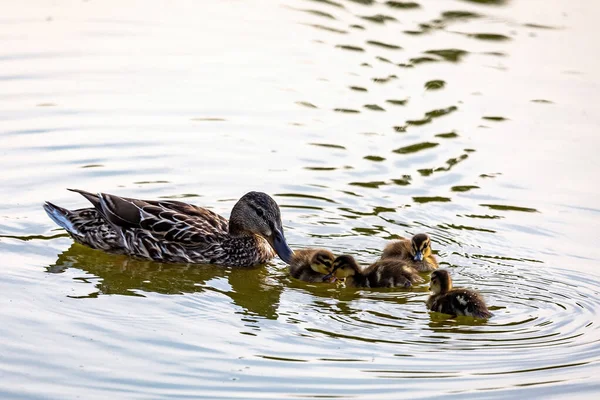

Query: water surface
left=1, top=0, right=600, bottom=398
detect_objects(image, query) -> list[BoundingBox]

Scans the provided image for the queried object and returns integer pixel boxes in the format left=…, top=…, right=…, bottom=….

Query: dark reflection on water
left=48, top=244, right=283, bottom=319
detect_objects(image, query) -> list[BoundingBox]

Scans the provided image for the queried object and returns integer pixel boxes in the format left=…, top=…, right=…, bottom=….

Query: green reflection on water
left=385, top=1, right=420, bottom=9
left=480, top=204, right=539, bottom=213
left=424, top=49, right=469, bottom=62
left=47, top=244, right=284, bottom=319
left=394, top=142, right=439, bottom=154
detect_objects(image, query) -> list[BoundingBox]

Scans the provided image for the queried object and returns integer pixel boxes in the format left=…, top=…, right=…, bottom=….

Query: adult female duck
left=43, top=189, right=293, bottom=267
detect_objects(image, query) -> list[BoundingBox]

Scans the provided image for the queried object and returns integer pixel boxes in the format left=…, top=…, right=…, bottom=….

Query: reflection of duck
left=427, top=270, right=492, bottom=319
left=327, top=255, right=424, bottom=288
left=380, top=233, right=438, bottom=272
left=48, top=243, right=284, bottom=319
left=43, top=189, right=293, bottom=267
left=288, top=248, right=336, bottom=283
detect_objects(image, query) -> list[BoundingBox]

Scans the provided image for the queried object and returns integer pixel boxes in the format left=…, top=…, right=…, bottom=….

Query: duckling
left=326, top=255, right=424, bottom=288
left=381, top=233, right=438, bottom=272
left=427, top=269, right=492, bottom=319
left=43, top=189, right=293, bottom=267
left=288, top=248, right=336, bottom=283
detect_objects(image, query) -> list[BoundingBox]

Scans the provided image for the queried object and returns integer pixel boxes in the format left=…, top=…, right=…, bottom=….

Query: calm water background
left=1, top=0, right=600, bottom=398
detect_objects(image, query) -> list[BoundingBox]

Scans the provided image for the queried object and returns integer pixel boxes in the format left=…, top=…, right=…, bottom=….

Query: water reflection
left=47, top=244, right=283, bottom=319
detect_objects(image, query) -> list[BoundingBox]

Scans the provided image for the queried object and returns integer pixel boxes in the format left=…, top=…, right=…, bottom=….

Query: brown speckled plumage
left=44, top=189, right=292, bottom=267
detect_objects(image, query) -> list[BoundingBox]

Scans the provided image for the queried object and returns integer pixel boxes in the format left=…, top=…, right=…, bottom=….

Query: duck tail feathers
left=67, top=188, right=102, bottom=209
left=43, top=201, right=81, bottom=236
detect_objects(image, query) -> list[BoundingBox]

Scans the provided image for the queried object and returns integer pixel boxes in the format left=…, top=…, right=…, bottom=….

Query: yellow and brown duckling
left=289, top=248, right=336, bottom=283
left=427, top=270, right=492, bottom=319
left=381, top=233, right=438, bottom=272
left=43, top=189, right=293, bottom=267
left=325, top=255, right=424, bottom=288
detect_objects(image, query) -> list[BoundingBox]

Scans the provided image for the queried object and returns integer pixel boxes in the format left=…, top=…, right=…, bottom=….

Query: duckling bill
left=43, top=189, right=293, bottom=267
left=325, top=255, right=424, bottom=288
left=289, top=248, right=336, bottom=283
left=381, top=233, right=438, bottom=272
left=427, top=270, right=492, bottom=319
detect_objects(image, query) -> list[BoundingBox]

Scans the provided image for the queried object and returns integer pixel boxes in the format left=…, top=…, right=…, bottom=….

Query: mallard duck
left=427, top=269, right=492, bottom=319
left=380, top=233, right=438, bottom=272
left=324, top=255, right=424, bottom=288
left=289, top=248, right=336, bottom=283
left=43, top=189, right=293, bottom=267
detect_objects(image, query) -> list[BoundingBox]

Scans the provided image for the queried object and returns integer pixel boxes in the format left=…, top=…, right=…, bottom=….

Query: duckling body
left=330, top=255, right=424, bottom=288
left=43, top=189, right=293, bottom=267
left=289, top=249, right=336, bottom=283
left=381, top=233, right=438, bottom=272
left=427, top=270, right=492, bottom=319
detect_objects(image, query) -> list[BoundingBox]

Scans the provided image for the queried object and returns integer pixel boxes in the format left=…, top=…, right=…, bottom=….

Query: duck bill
left=270, top=228, right=293, bottom=264
left=322, top=265, right=340, bottom=282
left=413, top=251, right=423, bottom=261
left=323, top=272, right=337, bottom=283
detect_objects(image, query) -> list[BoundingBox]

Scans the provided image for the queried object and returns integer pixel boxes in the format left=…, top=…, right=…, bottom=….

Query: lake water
left=1, top=0, right=599, bottom=398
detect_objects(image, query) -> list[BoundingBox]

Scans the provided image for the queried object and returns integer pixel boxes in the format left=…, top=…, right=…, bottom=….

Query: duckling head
left=429, top=269, right=452, bottom=294
left=411, top=233, right=432, bottom=262
left=228, top=191, right=293, bottom=263
left=328, top=254, right=360, bottom=279
left=309, top=250, right=335, bottom=275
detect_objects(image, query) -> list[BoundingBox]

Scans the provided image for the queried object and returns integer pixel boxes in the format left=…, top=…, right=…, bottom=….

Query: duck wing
left=96, top=192, right=229, bottom=244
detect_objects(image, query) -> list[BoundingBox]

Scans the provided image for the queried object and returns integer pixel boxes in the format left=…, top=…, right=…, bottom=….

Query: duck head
left=322, top=254, right=360, bottom=282
left=309, top=249, right=335, bottom=275
left=228, top=191, right=293, bottom=263
left=411, top=233, right=432, bottom=262
left=429, top=269, right=452, bottom=295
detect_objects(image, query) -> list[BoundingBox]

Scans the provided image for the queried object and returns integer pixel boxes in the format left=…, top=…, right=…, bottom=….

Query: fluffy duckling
left=427, top=270, right=492, bottom=319
left=381, top=233, right=438, bottom=272
left=289, top=249, right=336, bottom=283
left=326, top=255, right=424, bottom=288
